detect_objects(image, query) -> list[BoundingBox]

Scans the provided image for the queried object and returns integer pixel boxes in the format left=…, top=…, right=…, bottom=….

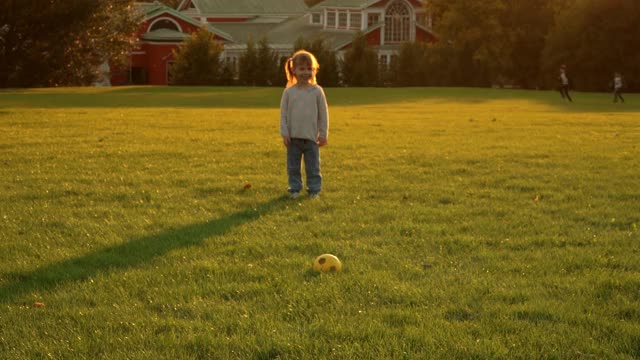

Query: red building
left=111, top=3, right=233, bottom=85
left=111, top=0, right=435, bottom=86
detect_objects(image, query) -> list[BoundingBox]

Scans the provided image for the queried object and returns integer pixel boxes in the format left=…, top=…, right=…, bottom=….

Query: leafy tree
left=0, top=0, right=139, bottom=87
left=543, top=0, right=640, bottom=91
left=501, top=0, right=554, bottom=88
left=427, top=0, right=510, bottom=86
left=170, top=26, right=223, bottom=85
left=238, top=38, right=259, bottom=85
left=340, top=32, right=378, bottom=87
left=394, top=42, right=429, bottom=86
left=255, top=37, right=279, bottom=86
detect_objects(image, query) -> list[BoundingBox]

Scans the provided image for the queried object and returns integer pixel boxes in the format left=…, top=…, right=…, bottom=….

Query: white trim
left=138, top=40, right=184, bottom=45
left=148, top=17, right=183, bottom=33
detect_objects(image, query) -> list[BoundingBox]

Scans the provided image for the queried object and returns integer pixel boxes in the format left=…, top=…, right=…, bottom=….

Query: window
left=149, top=18, right=180, bottom=32
left=350, top=13, right=361, bottom=30
left=327, top=10, right=336, bottom=27
left=338, top=11, right=348, bottom=29
left=384, top=0, right=410, bottom=43
left=312, top=13, right=321, bottom=24
left=367, top=13, right=380, bottom=27
left=378, top=55, right=388, bottom=70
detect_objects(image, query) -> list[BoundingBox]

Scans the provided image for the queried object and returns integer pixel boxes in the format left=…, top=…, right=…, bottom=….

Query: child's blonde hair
left=285, top=50, right=320, bottom=88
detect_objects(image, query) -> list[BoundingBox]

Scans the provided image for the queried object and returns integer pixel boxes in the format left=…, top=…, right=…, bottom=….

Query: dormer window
left=149, top=18, right=180, bottom=32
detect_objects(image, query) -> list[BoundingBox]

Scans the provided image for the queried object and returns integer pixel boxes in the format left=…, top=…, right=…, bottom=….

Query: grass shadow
left=0, top=195, right=289, bottom=304
left=0, top=86, right=637, bottom=112
left=0, top=86, right=282, bottom=109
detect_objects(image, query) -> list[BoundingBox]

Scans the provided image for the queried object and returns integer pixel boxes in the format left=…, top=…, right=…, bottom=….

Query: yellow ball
left=313, top=254, right=343, bottom=273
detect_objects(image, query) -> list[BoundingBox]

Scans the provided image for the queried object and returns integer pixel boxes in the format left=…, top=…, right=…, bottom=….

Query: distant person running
left=279, top=50, right=329, bottom=200
left=559, top=65, right=573, bottom=102
left=612, top=72, right=625, bottom=103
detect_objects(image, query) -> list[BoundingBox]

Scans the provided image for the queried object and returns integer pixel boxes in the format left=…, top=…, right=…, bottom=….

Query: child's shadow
left=0, top=195, right=289, bottom=303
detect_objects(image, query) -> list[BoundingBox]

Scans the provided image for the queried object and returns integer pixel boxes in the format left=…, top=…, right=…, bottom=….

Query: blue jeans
left=287, top=138, right=321, bottom=193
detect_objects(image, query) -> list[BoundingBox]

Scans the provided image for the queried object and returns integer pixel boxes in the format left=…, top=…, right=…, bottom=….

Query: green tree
left=0, top=0, right=139, bottom=87
left=543, top=0, right=640, bottom=91
left=394, top=42, right=429, bottom=86
left=255, top=37, right=279, bottom=86
left=170, top=26, right=223, bottom=85
left=340, top=32, right=378, bottom=87
left=501, top=0, right=554, bottom=88
left=427, top=0, right=510, bottom=86
left=238, top=38, right=259, bottom=85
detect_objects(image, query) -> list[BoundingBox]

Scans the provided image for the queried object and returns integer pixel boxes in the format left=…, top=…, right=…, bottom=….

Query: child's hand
left=317, top=137, right=327, bottom=147
left=282, top=136, right=291, bottom=146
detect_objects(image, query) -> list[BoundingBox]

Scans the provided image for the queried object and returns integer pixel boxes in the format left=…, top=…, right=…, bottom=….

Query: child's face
left=293, top=63, right=313, bottom=85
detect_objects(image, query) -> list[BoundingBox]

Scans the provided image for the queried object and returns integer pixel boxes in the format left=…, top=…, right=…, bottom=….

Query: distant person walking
left=612, top=72, right=625, bottom=103
left=280, top=50, right=329, bottom=200
left=558, top=65, right=573, bottom=102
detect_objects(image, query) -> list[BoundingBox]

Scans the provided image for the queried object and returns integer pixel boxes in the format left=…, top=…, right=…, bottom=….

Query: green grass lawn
left=1, top=86, right=638, bottom=359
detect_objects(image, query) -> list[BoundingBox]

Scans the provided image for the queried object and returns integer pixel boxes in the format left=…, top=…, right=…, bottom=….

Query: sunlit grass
left=0, top=87, right=638, bottom=359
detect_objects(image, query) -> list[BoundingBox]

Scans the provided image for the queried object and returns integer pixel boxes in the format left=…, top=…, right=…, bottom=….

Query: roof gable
left=139, top=3, right=233, bottom=42
left=144, top=6, right=202, bottom=28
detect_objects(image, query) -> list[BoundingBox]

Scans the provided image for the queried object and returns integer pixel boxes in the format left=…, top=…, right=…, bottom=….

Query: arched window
left=149, top=18, right=180, bottom=32
left=384, top=0, right=410, bottom=43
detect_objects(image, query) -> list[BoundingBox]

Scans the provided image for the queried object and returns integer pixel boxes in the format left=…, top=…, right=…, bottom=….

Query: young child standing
left=279, top=50, right=329, bottom=199
left=613, top=72, right=625, bottom=103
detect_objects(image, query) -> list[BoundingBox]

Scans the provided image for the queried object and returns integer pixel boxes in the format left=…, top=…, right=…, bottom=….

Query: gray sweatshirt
left=280, top=84, right=329, bottom=141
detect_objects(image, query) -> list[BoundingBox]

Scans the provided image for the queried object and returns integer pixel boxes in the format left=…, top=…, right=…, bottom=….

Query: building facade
left=111, top=0, right=435, bottom=86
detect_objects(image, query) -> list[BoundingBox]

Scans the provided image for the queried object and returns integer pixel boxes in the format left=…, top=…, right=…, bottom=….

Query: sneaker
left=309, top=192, right=320, bottom=200
left=289, top=192, right=300, bottom=199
